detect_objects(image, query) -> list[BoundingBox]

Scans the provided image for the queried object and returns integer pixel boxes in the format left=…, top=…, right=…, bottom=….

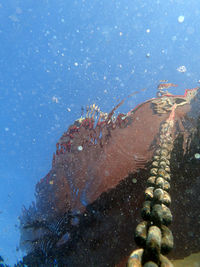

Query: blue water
left=0, top=0, right=200, bottom=265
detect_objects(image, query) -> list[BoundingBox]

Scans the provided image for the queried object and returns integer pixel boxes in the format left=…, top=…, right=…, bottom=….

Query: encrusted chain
left=127, top=104, right=177, bottom=267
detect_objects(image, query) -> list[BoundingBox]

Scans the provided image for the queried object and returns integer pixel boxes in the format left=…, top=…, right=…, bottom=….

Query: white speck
left=146, top=53, right=150, bottom=58
left=52, top=96, right=59, bottom=103
left=67, top=108, right=71, bottom=112
left=44, top=30, right=50, bottom=36
left=194, top=153, right=200, bottom=159
left=5, top=127, right=9, bottom=132
left=178, top=15, right=185, bottom=23
left=131, top=69, right=135, bottom=74
left=146, top=29, right=150, bottom=33
left=132, top=178, right=137, bottom=183
left=119, top=32, right=123, bottom=36
left=74, top=62, right=78, bottom=66
left=172, top=36, right=177, bottom=41
left=177, top=65, right=187, bottom=73
left=104, top=89, right=108, bottom=94
left=77, top=145, right=83, bottom=151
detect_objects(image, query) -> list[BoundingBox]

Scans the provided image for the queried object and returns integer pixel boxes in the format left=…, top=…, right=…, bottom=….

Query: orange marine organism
left=157, top=83, right=178, bottom=90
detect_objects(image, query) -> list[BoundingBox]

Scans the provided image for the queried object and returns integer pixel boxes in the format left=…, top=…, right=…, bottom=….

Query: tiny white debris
left=67, top=107, right=71, bottom=112
left=44, top=30, right=50, bottom=36
left=5, top=127, right=9, bottom=131
left=178, top=15, right=185, bottom=23
left=194, top=153, right=200, bottom=159
left=146, top=29, right=150, bottom=33
left=177, top=65, right=187, bottom=73
left=172, top=36, right=177, bottom=41
left=146, top=53, right=150, bottom=58
left=52, top=96, right=59, bottom=103
left=74, top=62, right=78, bottom=66
left=132, top=178, right=137, bottom=184
left=77, top=145, right=83, bottom=151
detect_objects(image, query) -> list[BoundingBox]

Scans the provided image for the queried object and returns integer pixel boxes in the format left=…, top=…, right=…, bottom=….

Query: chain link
left=127, top=104, right=177, bottom=267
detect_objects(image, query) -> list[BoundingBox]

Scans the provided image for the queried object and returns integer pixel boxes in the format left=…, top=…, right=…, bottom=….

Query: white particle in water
left=77, top=145, right=83, bottom=151
left=52, top=96, right=59, bottom=103
left=177, top=65, right=187, bottom=73
left=132, top=178, right=137, bottom=183
left=178, top=15, right=185, bottom=23
left=194, top=153, right=200, bottom=159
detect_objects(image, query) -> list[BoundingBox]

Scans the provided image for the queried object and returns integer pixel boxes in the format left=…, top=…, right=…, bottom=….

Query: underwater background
left=0, top=0, right=200, bottom=265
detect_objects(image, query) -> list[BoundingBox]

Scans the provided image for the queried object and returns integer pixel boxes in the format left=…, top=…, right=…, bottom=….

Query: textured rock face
left=19, top=89, right=200, bottom=266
